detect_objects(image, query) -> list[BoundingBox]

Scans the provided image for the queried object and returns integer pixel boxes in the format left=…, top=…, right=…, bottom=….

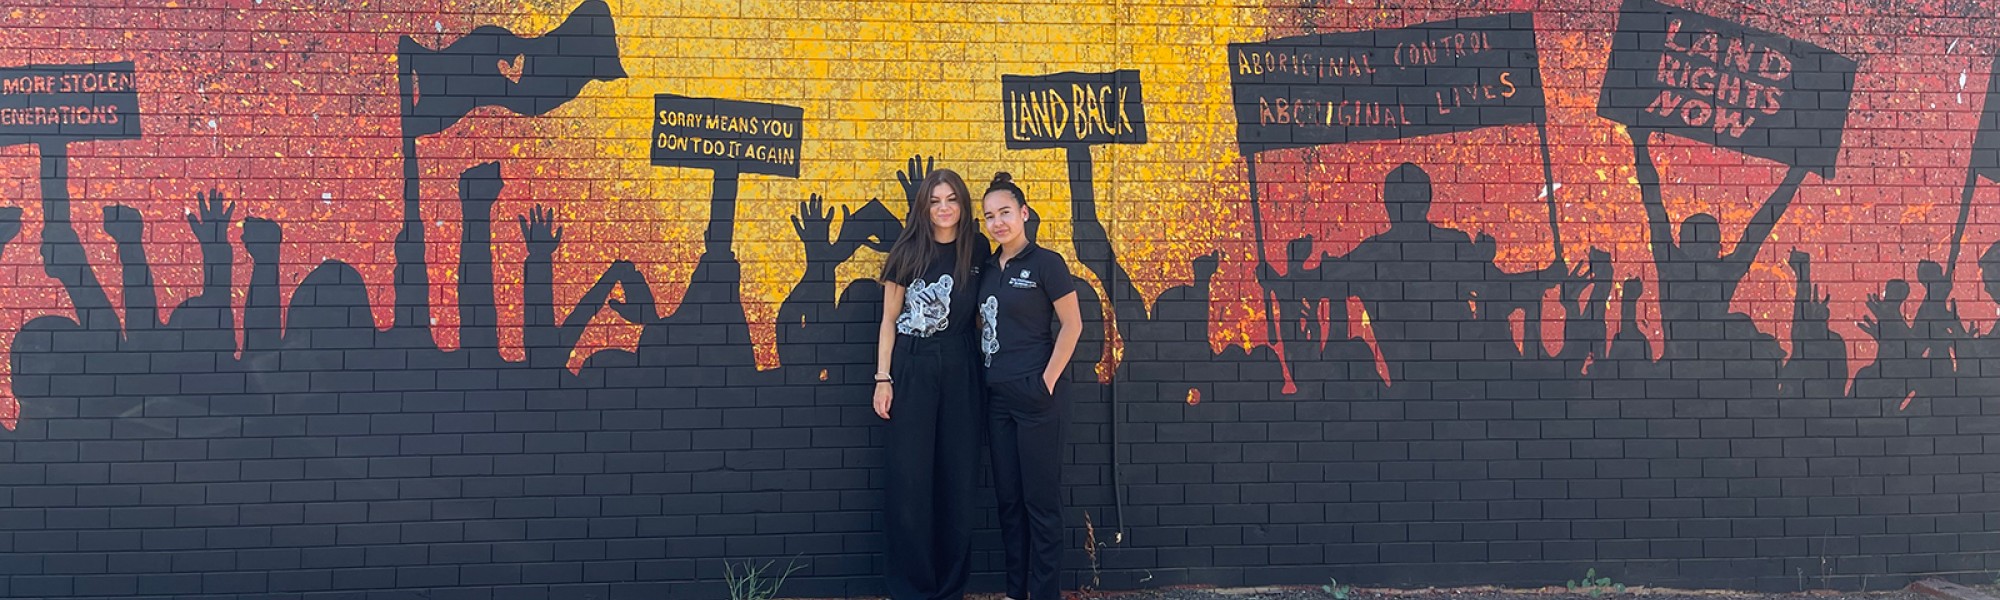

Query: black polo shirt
left=977, top=242, right=1078, bottom=381
left=890, top=235, right=989, bottom=338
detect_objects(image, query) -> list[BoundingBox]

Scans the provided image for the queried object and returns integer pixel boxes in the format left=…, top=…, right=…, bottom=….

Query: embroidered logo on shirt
left=1008, top=268, right=1037, bottom=289
left=895, top=275, right=954, bottom=337
left=980, top=295, right=1000, bottom=367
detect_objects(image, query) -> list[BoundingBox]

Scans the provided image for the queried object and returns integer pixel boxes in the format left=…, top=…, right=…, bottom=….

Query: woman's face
left=982, top=191, right=1025, bottom=246
left=927, top=182, right=961, bottom=232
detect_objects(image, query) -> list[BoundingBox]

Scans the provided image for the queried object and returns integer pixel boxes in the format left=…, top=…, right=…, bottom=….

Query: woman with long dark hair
left=874, top=167, right=989, bottom=600
left=976, top=172, right=1081, bottom=600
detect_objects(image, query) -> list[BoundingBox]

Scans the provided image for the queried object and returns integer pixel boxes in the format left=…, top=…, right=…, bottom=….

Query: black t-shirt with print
left=891, top=235, right=990, bottom=338
left=977, top=242, right=1078, bottom=382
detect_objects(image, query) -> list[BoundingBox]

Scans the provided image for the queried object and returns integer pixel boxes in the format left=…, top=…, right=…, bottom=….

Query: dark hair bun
left=985, top=171, right=1028, bottom=206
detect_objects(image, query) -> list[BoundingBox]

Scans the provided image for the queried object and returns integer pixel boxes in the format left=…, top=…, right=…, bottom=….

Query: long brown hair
left=880, top=168, right=980, bottom=286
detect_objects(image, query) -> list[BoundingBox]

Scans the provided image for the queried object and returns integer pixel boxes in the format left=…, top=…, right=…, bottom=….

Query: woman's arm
left=875, top=281, right=905, bottom=419
left=1044, top=291, right=1083, bottom=393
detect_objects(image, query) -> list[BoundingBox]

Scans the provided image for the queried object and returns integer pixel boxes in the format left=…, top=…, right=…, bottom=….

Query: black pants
left=987, top=374, right=1064, bottom=600
left=883, top=333, right=983, bottom=600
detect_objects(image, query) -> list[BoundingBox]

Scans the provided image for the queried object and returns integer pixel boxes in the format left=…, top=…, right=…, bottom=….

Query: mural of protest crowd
left=0, top=0, right=1996, bottom=596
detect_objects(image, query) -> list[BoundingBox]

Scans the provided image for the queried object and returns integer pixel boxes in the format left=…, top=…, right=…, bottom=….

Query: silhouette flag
left=398, top=0, right=626, bottom=137
left=392, top=0, right=625, bottom=333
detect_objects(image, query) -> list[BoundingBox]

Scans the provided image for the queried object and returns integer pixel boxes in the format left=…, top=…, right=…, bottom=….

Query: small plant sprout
left=1322, top=577, right=1352, bottom=600
left=723, top=558, right=805, bottom=600
left=1566, top=568, right=1626, bottom=597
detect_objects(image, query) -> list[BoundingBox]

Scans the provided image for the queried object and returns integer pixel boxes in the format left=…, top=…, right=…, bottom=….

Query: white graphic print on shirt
left=980, top=295, right=1000, bottom=367
left=895, top=275, right=954, bottom=337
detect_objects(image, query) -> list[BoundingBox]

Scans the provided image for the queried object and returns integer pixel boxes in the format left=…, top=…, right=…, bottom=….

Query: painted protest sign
left=1003, top=70, right=1147, bottom=149
left=0, top=61, right=141, bottom=145
left=1227, top=12, right=1545, bottom=151
left=1598, top=0, right=1857, bottom=177
left=652, top=95, right=804, bottom=178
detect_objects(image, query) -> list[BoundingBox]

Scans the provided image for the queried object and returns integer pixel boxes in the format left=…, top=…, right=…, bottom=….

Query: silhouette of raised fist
left=1193, top=251, right=1222, bottom=282
left=243, top=217, right=281, bottom=264
left=103, top=205, right=145, bottom=245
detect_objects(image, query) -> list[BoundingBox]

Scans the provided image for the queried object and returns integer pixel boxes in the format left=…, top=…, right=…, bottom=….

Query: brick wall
left=0, top=0, right=1997, bottom=598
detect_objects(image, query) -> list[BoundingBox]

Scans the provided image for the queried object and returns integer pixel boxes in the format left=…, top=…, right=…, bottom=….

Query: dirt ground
left=1030, top=582, right=1995, bottom=600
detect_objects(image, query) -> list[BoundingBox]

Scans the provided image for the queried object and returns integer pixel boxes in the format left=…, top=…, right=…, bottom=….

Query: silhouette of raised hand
left=791, top=194, right=855, bottom=264
left=243, top=217, right=282, bottom=264
left=1936, top=299, right=1972, bottom=341
left=1561, top=249, right=1611, bottom=363
left=1859, top=287, right=1907, bottom=341
left=0, top=206, right=20, bottom=247
left=518, top=204, right=563, bottom=258
left=1561, top=258, right=1593, bottom=312
left=187, top=188, right=234, bottom=247
left=842, top=198, right=901, bottom=253
left=896, top=154, right=936, bottom=207
left=1585, top=249, right=1613, bottom=300
left=605, top=260, right=656, bottom=324
left=1789, top=250, right=1832, bottom=326
left=1296, top=298, right=1321, bottom=345
left=1803, top=286, right=1831, bottom=323
left=103, top=205, right=144, bottom=245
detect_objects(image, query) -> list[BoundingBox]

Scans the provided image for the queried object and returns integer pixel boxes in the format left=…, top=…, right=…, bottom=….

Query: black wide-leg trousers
left=987, top=374, right=1065, bottom=600
left=883, top=333, right=983, bottom=600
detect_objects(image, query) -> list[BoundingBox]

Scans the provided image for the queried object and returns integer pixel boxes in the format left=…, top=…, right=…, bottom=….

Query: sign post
left=1955, top=54, right=2000, bottom=280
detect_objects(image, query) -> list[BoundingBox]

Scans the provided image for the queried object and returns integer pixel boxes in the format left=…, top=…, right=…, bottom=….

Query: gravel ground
left=1048, top=583, right=1970, bottom=600
left=884, top=580, right=2000, bottom=600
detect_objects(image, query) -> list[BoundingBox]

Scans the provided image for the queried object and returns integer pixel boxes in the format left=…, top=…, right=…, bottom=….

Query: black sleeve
left=1042, top=251, right=1077, bottom=302
left=882, top=253, right=915, bottom=287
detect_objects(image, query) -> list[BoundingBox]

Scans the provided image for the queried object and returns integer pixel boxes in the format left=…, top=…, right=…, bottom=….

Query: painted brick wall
left=0, top=0, right=1998, bottom=598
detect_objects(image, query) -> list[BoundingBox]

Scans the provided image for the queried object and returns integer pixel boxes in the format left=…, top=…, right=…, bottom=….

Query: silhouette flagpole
left=1242, top=153, right=1296, bottom=393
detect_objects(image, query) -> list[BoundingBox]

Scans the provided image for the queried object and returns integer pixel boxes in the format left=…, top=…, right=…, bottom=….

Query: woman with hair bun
left=976, top=172, right=1081, bottom=600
